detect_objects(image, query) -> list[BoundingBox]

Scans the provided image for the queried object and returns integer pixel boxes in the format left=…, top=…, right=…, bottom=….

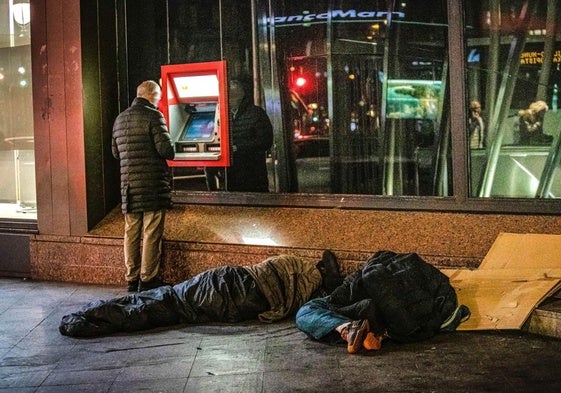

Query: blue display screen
left=180, top=112, right=215, bottom=141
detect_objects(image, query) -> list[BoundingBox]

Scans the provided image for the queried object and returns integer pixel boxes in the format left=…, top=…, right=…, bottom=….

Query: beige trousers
left=124, top=210, right=166, bottom=282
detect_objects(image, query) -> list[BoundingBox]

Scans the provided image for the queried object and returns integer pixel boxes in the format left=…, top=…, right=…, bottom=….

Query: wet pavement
left=1, top=277, right=560, bottom=393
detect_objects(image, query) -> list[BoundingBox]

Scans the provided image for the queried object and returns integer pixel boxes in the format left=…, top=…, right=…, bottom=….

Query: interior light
left=12, top=3, right=31, bottom=26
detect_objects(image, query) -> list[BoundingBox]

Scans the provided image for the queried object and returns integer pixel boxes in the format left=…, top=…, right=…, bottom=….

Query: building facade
left=1, top=0, right=561, bottom=282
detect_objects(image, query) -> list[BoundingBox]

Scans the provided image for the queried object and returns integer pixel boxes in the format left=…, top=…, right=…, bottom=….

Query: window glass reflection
left=0, top=0, right=36, bottom=219
left=275, top=20, right=329, bottom=193
left=269, top=0, right=451, bottom=195
left=466, top=0, right=561, bottom=198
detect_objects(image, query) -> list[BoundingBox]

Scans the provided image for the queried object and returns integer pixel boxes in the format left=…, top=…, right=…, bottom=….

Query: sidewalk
left=1, top=277, right=560, bottom=393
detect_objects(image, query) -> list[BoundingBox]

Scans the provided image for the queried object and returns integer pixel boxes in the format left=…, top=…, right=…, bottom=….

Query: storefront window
left=263, top=0, right=451, bottom=195
left=0, top=0, right=36, bottom=219
left=466, top=0, right=561, bottom=198
left=126, top=0, right=559, bottom=204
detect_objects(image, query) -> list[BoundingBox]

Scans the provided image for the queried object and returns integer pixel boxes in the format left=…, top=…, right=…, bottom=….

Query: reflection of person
left=296, top=251, right=470, bottom=354
left=59, top=252, right=342, bottom=337
left=517, top=100, right=553, bottom=145
left=112, top=80, right=175, bottom=293
left=225, top=76, right=274, bottom=192
left=468, top=100, right=485, bottom=148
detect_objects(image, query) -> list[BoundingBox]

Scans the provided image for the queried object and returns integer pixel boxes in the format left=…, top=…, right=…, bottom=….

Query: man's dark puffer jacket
left=328, top=251, right=461, bottom=343
left=112, top=97, right=175, bottom=213
left=228, top=96, right=274, bottom=192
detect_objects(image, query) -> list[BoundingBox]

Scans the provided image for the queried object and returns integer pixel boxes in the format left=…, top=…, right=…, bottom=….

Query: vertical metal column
left=536, top=125, right=561, bottom=198
left=535, top=0, right=558, bottom=101
left=485, top=0, right=501, bottom=124
left=479, top=1, right=534, bottom=197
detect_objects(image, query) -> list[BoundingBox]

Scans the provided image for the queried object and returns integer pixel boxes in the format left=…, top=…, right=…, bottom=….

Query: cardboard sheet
left=479, top=233, right=561, bottom=270
left=442, top=233, right=561, bottom=331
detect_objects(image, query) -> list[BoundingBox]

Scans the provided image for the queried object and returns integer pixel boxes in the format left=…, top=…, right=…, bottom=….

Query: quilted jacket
left=243, top=255, right=322, bottom=322
left=328, top=251, right=460, bottom=343
left=112, top=97, right=175, bottom=213
left=227, top=96, right=274, bottom=192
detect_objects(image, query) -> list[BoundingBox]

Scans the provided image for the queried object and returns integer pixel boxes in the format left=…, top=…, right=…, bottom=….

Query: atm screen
left=180, top=112, right=215, bottom=142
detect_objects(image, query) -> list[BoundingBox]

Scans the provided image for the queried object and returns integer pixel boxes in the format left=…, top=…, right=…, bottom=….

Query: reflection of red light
left=295, top=76, right=307, bottom=87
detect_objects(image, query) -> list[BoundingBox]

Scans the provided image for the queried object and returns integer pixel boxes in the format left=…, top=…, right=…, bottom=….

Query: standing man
left=467, top=99, right=485, bottom=149
left=112, top=80, right=175, bottom=292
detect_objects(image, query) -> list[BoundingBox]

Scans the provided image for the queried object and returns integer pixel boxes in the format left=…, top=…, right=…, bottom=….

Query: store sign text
left=272, top=10, right=405, bottom=25
left=520, top=50, right=561, bottom=65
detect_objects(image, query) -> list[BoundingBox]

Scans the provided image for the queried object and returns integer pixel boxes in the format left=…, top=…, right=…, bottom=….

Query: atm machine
left=161, top=61, right=230, bottom=168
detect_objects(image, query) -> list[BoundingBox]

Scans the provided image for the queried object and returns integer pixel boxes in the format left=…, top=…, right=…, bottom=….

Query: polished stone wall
left=30, top=204, right=561, bottom=286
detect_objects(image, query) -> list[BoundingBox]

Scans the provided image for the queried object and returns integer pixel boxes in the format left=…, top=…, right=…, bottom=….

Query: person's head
left=137, top=80, right=162, bottom=106
left=469, top=100, right=481, bottom=117
left=228, top=76, right=251, bottom=110
left=529, top=100, right=548, bottom=117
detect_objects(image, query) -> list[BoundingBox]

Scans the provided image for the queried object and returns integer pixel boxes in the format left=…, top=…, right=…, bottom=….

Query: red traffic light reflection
left=295, top=76, right=307, bottom=87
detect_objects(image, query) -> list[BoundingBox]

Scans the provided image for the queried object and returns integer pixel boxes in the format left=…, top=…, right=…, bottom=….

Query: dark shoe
left=127, top=278, right=139, bottom=292
left=316, top=250, right=343, bottom=293
left=343, top=319, right=370, bottom=354
left=138, top=278, right=168, bottom=292
left=321, top=250, right=342, bottom=277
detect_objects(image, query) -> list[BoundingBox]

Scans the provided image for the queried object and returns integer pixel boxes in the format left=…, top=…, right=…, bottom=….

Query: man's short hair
left=229, top=75, right=252, bottom=96
left=529, top=100, right=548, bottom=114
left=137, top=80, right=161, bottom=98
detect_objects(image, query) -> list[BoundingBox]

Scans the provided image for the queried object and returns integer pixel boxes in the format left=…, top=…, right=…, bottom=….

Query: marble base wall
left=28, top=235, right=385, bottom=285
left=29, top=204, right=561, bottom=285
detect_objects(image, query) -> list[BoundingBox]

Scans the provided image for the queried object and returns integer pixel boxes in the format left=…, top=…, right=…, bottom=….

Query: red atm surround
left=161, top=61, right=230, bottom=168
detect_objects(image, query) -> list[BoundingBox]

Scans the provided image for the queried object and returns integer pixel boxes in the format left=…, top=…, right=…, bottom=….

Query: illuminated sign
left=172, top=75, right=219, bottom=100
left=520, top=50, right=561, bottom=65
left=272, top=9, right=405, bottom=25
left=467, top=48, right=480, bottom=63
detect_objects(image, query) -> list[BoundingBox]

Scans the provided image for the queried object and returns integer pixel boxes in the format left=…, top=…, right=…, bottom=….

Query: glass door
left=0, top=0, right=36, bottom=219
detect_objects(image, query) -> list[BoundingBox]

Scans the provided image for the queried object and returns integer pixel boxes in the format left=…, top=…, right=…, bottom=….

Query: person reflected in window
left=468, top=100, right=485, bottom=149
left=225, top=76, right=274, bottom=192
left=517, top=100, right=553, bottom=145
